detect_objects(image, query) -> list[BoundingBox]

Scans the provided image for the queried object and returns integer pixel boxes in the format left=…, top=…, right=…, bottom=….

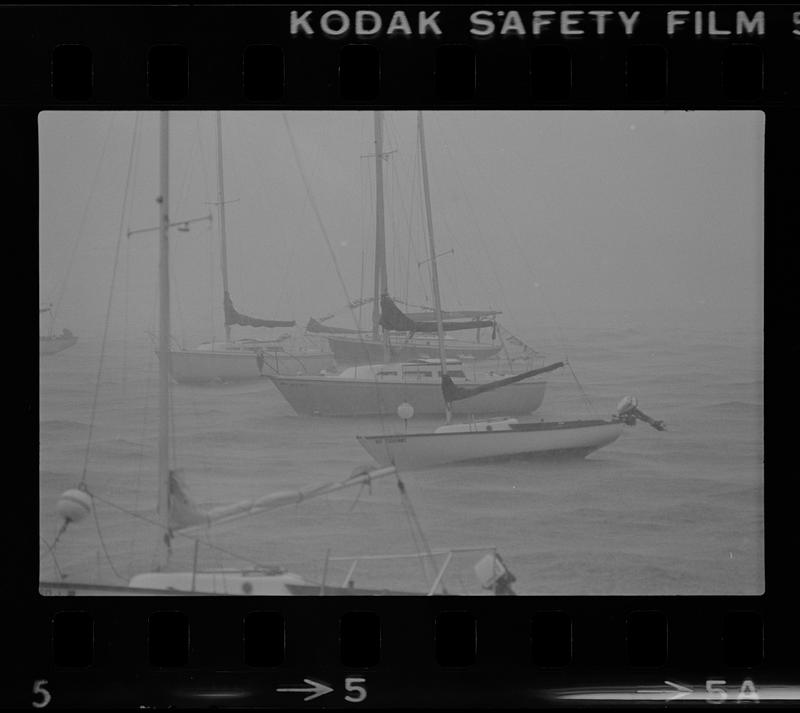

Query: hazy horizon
left=39, top=110, right=764, bottom=346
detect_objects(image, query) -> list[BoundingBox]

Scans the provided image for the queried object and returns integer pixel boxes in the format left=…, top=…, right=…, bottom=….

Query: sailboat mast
left=216, top=111, right=231, bottom=343
left=157, top=111, right=171, bottom=536
left=371, top=111, right=388, bottom=341
left=417, top=111, right=452, bottom=422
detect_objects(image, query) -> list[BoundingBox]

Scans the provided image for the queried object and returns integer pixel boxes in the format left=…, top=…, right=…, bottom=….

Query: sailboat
left=356, top=112, right=666, bottom=471
left=39, top=111, right=515, bottom=596
left=39, top=305, right=78, bottom=355
left=167, top=112, right=335, bottom=383
left=313, top=111, right=504, bottom=367
left=268, top=111, right=554, bottom=417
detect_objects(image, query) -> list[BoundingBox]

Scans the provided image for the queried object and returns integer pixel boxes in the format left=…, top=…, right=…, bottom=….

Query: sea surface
left=39, top=325, right=763, bottom=595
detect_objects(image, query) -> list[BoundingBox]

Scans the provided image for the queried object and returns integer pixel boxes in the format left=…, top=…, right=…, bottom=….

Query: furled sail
left=379, top=294, right=494, bottom=334
left=404, top=309, right=500, bottom=321
left=395, top=299, right=501, bottom=321
left=224, top=291, right=295, bottom=328
left=441, top=361, right=565, bottom=403
left=305, top=317, right=369, bottom=335
left=168, top=465, right=398, bottom=532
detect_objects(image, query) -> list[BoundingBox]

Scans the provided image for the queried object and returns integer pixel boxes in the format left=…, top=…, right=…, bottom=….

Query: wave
left=109, top=436, right=146, bottom=449
left=40, top=418, right=89, bottom=432
left=191, top=429, right=264, bottom=445
left=90, top=437, right=149, bottom=460
left=726, top=380, right=763, bottom=388
left=698, top=400, right=762, bottom=414
left=578, top=326, right=646, bottom=340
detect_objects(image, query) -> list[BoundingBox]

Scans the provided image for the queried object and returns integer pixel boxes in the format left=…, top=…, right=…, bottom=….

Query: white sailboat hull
left=39, top=335, right=78, bottom=355
left=168, top=347, right=336, bottom=383
left=269, top=373, right=547, bottom=417
left=357, top=420, right=625, bottom=470
left=40, top=571, right=307, bottom=596
left=325, top=334, right=502, bottom=366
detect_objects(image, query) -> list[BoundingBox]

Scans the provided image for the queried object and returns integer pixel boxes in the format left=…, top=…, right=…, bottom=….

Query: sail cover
left=441, top=361, right=564, bottom=403
left=405, top=309, right=500, bottom=321
left=224, top=291, right=295, bottom=329
left=168, top=465, right=398, bottom=532
left=306, top=317, right=369, bottom=335
left=379, top=294, right=494, bottom=334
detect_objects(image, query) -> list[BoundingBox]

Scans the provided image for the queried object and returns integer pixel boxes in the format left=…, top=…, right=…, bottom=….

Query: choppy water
left=39, top=325, right=763, bottom=595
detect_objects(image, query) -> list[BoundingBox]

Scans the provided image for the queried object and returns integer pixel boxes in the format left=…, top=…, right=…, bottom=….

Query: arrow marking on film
left=277, top=678, right=334, bottom=701
left=665, top=681, right=693, bottom=701
left=635, top=681, right=693, bottom=701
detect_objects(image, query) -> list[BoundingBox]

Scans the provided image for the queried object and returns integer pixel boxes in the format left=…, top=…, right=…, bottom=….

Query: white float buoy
left=57, top=489, right=92, bottom=524
left=397, top=402, right=414, bottom=421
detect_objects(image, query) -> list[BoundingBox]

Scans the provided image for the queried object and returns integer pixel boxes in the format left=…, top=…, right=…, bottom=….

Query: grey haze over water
left=39, top=111, right=763, bottom=594
left=39, top=111, right=763, bottom=348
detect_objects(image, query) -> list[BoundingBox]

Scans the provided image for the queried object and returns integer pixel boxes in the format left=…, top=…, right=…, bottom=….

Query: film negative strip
left=19, top=1, right=798, bottom=709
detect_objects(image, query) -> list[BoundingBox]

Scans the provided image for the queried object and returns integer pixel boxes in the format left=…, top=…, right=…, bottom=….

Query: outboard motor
left=614, top=396, right=666, bottom=431
left=474, top=552, right=517, bottom=595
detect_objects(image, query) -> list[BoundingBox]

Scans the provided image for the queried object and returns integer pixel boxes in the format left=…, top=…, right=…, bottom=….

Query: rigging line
left=413, top=139, right=434, bottom=306
left=169, top=388, right=177, bottom=471
left=196, top=113, right=217, bottom=341
left=437, top=120, right=516, bottom=338
left=196, top=113, right=212, bottom=216
left=411, top=153, right=429, bottom=305
left=121, top=113, right=142, bottom=396
left=409, top=154, right=426, bottom=304
left=358, top=118, right=369, bottom=320
left=384, top=131, right=419, bottom=306
left=39, top=536, right=65, bottom=580
left=123, top=270, right=133, bottom=383
left=396, top=490, right=430, bottom=588
left=171, top=248, right=188, bottom=351
left=78, top=115, right=140, bottom=487
left=438, top=116, right=509, bottom=303
left=253, top=120, right=297, bottom=324
left=432, top=114, right=503, bottom=318
left=282, top=113, right=359, bottom=330
left=277, top=220, right=298, bottom=321
left=354, top=122, right=368, bottom=324
left=284, top=112, right=392, bottom=433
left=233, top=117, right=278, bottom=320
left=359, top=225, right=366, bottom=327
left=171, top=118, right=205, bottom=349
left=567, top=359, right=598, bottom=415
left=402, top=489, right=436, bottom=575
left=50, top=113, right=117, bottom=323
left=89, top=494, right=128, bottom=582
left=395, top=474, right=438, bottom=587
left=450, top=115, right=569, bottom=354
left=384, top=115, right=419, bottom=303
left=129, top=338, right=156, bottom=568
left=208, top=196, right=216, bottom=342
left=39, top=534, right=62, bottom=561
left=82, top=487, right=296, bottom=573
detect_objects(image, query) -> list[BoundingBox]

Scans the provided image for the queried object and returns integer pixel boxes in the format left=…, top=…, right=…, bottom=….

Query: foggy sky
left=39, top=110, right=763, bottom=346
